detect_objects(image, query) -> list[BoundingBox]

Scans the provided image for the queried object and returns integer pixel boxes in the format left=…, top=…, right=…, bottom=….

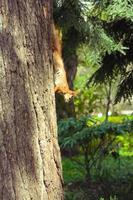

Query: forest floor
left=63, top=156, right=133, bottom=200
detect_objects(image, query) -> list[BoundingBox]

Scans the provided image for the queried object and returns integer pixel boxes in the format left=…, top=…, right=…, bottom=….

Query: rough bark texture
left=0, top=0, right=63, bottom=199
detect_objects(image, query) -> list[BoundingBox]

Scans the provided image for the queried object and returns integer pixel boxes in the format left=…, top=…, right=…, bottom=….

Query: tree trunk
left=105, top=80, right=112, bottom=121
left=63, top=53, right=77, bottom=117
left=0, top=0, right=63, bottom=199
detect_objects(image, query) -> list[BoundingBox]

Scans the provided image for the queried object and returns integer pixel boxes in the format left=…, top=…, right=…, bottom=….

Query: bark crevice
left=0, top=0, right=63, bottom=199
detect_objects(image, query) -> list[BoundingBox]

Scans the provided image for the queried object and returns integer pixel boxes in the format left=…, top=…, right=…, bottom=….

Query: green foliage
left=74, top=86, right=105, bottom=115
left=54, top=0, right=90, bottom=52
left=115, top=70, right=133, bottom=103
left=61, top=116, right=133, bottom=199
left=75, top=49, right=123, bottom=117
left=92, top=156, right=133, bottom=181
left=65, top=187, right=90, bottom=200
left=54, top=0, right=133, bottom=102
left=105, top=115, right=133, bottom=123
left=58, top=116, right=132, bottom=149
left=58, top=116, right=133, bottom=178
left=63, top=155, right=133, bottom=199
left=63, top=155, right=133, bottom=183
left=65, top=189, right=119, bottom=200
left=105, top=0, right=133, bottom=21
left=62, top=157, right=84, bottom=183
left=86, top=0, right=133, bottom=102
left=99, top=196, right=118, bottom=200
left=117, top=134, right=133, bottom=156
left=77, top=46, right=101, bottom=72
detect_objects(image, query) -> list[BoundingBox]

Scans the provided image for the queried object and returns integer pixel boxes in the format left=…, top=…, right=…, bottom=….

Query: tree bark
left=0, top=0, right=63, bottom=199
left=105, top=80, right=112, bottom=121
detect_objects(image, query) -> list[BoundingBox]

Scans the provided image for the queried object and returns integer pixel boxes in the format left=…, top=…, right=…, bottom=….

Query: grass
left=62, top=156, right=85, bottom=184
left=62, top=155, right=133, bottom=183
left=60, top=115, right=133, bottom=199
left=94, top=115, right=133, bottom=123
left=62, top=155, right=133, bottom=200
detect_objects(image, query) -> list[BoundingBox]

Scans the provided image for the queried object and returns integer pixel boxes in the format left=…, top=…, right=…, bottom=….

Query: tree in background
left=87, top=0, right=133, bottom=103
left=54, top=0, right=133, bottom=119
left=54, top=0, right=90, bottom=118
left=0, top=0, right=63, bottom=199
left=74, top=45, right=120, bottom=118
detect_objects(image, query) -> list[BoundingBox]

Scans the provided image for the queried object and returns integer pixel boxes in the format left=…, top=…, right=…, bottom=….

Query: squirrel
left=52, top=23, right=76, bottom=102
left=42, top=5, right=75, bottom=101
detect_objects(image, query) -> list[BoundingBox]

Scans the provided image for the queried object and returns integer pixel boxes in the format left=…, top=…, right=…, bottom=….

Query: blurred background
left=54, top=0, right=133, bottom=199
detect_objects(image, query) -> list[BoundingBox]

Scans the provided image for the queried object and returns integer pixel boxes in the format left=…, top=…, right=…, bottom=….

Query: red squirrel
left=43, top=5, right=75, bottom=101
left=52, top=23, right=76, bottom=101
